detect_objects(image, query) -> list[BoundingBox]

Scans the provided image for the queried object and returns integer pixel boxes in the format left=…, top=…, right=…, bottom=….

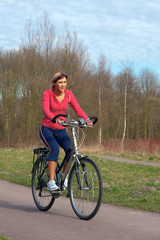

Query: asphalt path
left=0, top=179, right=160, bottom=240
left=90, top=154, right=160, bottom=167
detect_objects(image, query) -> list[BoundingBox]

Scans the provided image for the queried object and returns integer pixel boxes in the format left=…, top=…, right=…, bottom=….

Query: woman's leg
left=48, top=161, right=57, bottom=181
left=56, top=129, right=72, bottom=153
left=56, top=129, right=72, bottom=174
left=40, top=126, right=59, bottom=181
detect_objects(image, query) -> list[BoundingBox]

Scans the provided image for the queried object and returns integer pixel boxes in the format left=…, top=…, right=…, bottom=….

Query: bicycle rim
left=32, top=158, right=55, bottom=211
left=69, top=157, right=103, bottom=220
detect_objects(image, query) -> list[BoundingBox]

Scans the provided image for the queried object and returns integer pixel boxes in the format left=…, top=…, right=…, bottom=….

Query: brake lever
left=59, top=121, right=68, bottom=127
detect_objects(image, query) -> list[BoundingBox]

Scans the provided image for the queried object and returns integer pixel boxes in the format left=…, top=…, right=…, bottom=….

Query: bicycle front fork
left=75, top=161, right=90, bottom=190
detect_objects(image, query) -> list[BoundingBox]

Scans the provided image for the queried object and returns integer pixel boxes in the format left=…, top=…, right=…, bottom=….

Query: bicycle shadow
left=0, top=200, right=37, bottom=213
left=0, top=199, right=77, bottom=220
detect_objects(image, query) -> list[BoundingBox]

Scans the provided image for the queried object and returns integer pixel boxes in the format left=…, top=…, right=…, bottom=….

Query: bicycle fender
left=31, top=157, right=42, bottom=173
left=78, top=155, right=88, bottom=160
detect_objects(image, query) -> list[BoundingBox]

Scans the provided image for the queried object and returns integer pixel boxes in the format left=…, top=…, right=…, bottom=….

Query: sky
left=0, top=0, right=160, bottom=75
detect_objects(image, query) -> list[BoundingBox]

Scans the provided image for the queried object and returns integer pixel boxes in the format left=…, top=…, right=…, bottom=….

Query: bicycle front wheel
left=69, top=157, right=103, bottom=220
left=32, top=157, right=55, bottom=211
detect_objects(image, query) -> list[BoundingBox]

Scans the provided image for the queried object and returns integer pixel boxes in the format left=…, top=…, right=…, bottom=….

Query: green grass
left=1, top=148, right=160, bottom=213
left=0, top=236, right=11, bottom=240
left=103, top=152, right=160, bottom=163
left=0, top=148, right=33, bottom=186
left=96, top=156, right=160, bottom=212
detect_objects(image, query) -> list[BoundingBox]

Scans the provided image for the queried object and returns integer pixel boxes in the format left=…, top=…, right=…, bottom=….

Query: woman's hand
left=87, top=119, right=93, bottom=126
left=56, top=118, right=63, bottom=125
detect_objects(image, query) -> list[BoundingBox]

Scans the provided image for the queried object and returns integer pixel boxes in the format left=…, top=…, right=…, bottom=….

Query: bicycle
left=31, top=114, right=103, bottom=220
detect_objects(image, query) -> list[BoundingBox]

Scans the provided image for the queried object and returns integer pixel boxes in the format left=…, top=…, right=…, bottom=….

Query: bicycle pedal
left=50, top=190, right=62, bottom=197
left=53, top=190, right=61, bottom=193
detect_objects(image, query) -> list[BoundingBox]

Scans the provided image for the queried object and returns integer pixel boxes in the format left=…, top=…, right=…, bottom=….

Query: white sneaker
left=63, top=175, right=68, bottom=189
left=47, top=180, right=59, bottom=191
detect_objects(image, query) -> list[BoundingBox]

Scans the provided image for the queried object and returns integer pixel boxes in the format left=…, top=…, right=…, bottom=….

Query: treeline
left=0, top=15, right=160, bottom=147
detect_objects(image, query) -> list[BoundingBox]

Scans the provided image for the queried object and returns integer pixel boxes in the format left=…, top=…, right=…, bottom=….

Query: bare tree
left=114, top=67, right=138, bottom=145
left=139, top=68, right=158, bottom=139
left=96, top=54, right=112, bottom=146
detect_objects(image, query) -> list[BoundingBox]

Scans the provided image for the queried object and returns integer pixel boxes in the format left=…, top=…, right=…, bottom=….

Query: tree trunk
left=121, top=70, right=128, bottom=151
left=98, top=85, right=102, bottom=146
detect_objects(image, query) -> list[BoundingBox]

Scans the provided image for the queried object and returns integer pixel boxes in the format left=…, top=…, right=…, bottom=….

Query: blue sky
left=0, top=0, right=160, bottom=75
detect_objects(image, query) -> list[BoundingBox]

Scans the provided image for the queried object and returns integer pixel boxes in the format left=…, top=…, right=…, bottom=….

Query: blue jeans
left=40, top=125, right=72, bottom=162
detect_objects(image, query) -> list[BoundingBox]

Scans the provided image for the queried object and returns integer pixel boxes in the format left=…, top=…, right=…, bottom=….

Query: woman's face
left=53, top=77, right=67, bottom=93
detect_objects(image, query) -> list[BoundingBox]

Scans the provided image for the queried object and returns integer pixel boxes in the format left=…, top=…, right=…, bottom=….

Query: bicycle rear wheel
left=32, top=157, right=55, bottom=211
left=69, top=157, right=103, bottom=220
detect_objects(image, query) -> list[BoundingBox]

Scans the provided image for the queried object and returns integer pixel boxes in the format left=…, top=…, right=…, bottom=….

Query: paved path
left=0, top=179, right=160, bottom=240
left=90, top=154, right=160, bottom=167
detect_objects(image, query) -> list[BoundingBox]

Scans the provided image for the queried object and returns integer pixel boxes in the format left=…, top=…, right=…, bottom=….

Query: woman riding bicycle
left=40, top=71, right=93, bottom=191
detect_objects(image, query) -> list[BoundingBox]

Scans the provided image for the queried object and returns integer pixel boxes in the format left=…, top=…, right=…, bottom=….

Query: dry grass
left=1, top=138, right=160, bottom=159
left=82, top=138, right=160, bottom=156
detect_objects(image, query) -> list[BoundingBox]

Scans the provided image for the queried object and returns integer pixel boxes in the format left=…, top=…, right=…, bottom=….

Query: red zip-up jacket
left=41, top=88, right=88, bottom=130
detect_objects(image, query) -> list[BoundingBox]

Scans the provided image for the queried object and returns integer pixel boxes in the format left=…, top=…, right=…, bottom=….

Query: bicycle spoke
left=32, top=158, right=55, bottom=211
left=69, top=157, right=103, bottom=220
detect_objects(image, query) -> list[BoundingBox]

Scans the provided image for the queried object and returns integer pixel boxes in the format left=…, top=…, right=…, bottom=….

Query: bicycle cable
left=75, top=126, right=85, bottom=150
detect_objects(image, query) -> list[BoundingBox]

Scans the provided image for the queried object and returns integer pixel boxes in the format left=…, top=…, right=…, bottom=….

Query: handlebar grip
left=89, top=116, right=98, bottom=125
left=52, top=114, right=69, bottom=123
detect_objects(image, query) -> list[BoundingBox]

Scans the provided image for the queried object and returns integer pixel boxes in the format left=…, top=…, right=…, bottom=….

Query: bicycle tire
left=68, top=157, right=103, bottom=220
left=32, top=157, right=55, bottom=211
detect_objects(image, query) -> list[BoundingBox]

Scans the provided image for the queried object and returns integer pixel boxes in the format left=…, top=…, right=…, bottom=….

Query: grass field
left=0, top=148, right=160, bottom=213
left=0, top=236, right=11, bottom=240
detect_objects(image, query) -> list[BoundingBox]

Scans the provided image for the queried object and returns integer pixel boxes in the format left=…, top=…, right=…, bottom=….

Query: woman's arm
left=42, top=90, right=54, bottom=120
left=69, top=91, right=88, bottom=120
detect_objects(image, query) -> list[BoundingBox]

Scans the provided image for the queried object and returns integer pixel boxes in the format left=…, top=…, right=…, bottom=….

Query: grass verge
left=0, top=148, right=160, bottom=213
left=0, top=236, right=11, bottom=240
left=103, top=152, right=160, bottom=163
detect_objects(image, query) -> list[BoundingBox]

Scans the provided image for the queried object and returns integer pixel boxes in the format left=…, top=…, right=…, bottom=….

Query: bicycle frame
left=56, top=124, right=85, bottom=190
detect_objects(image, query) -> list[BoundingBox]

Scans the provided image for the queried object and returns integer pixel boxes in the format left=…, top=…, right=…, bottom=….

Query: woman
left=40, top=71, right=92, bottom=191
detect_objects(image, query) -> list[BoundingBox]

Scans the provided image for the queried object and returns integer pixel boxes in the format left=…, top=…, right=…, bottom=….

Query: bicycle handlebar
left=89, top=116, right=98, bottom=125
left=52, top=114, right=69, bottom=123
left=52, top=114, right=98, bottom=127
